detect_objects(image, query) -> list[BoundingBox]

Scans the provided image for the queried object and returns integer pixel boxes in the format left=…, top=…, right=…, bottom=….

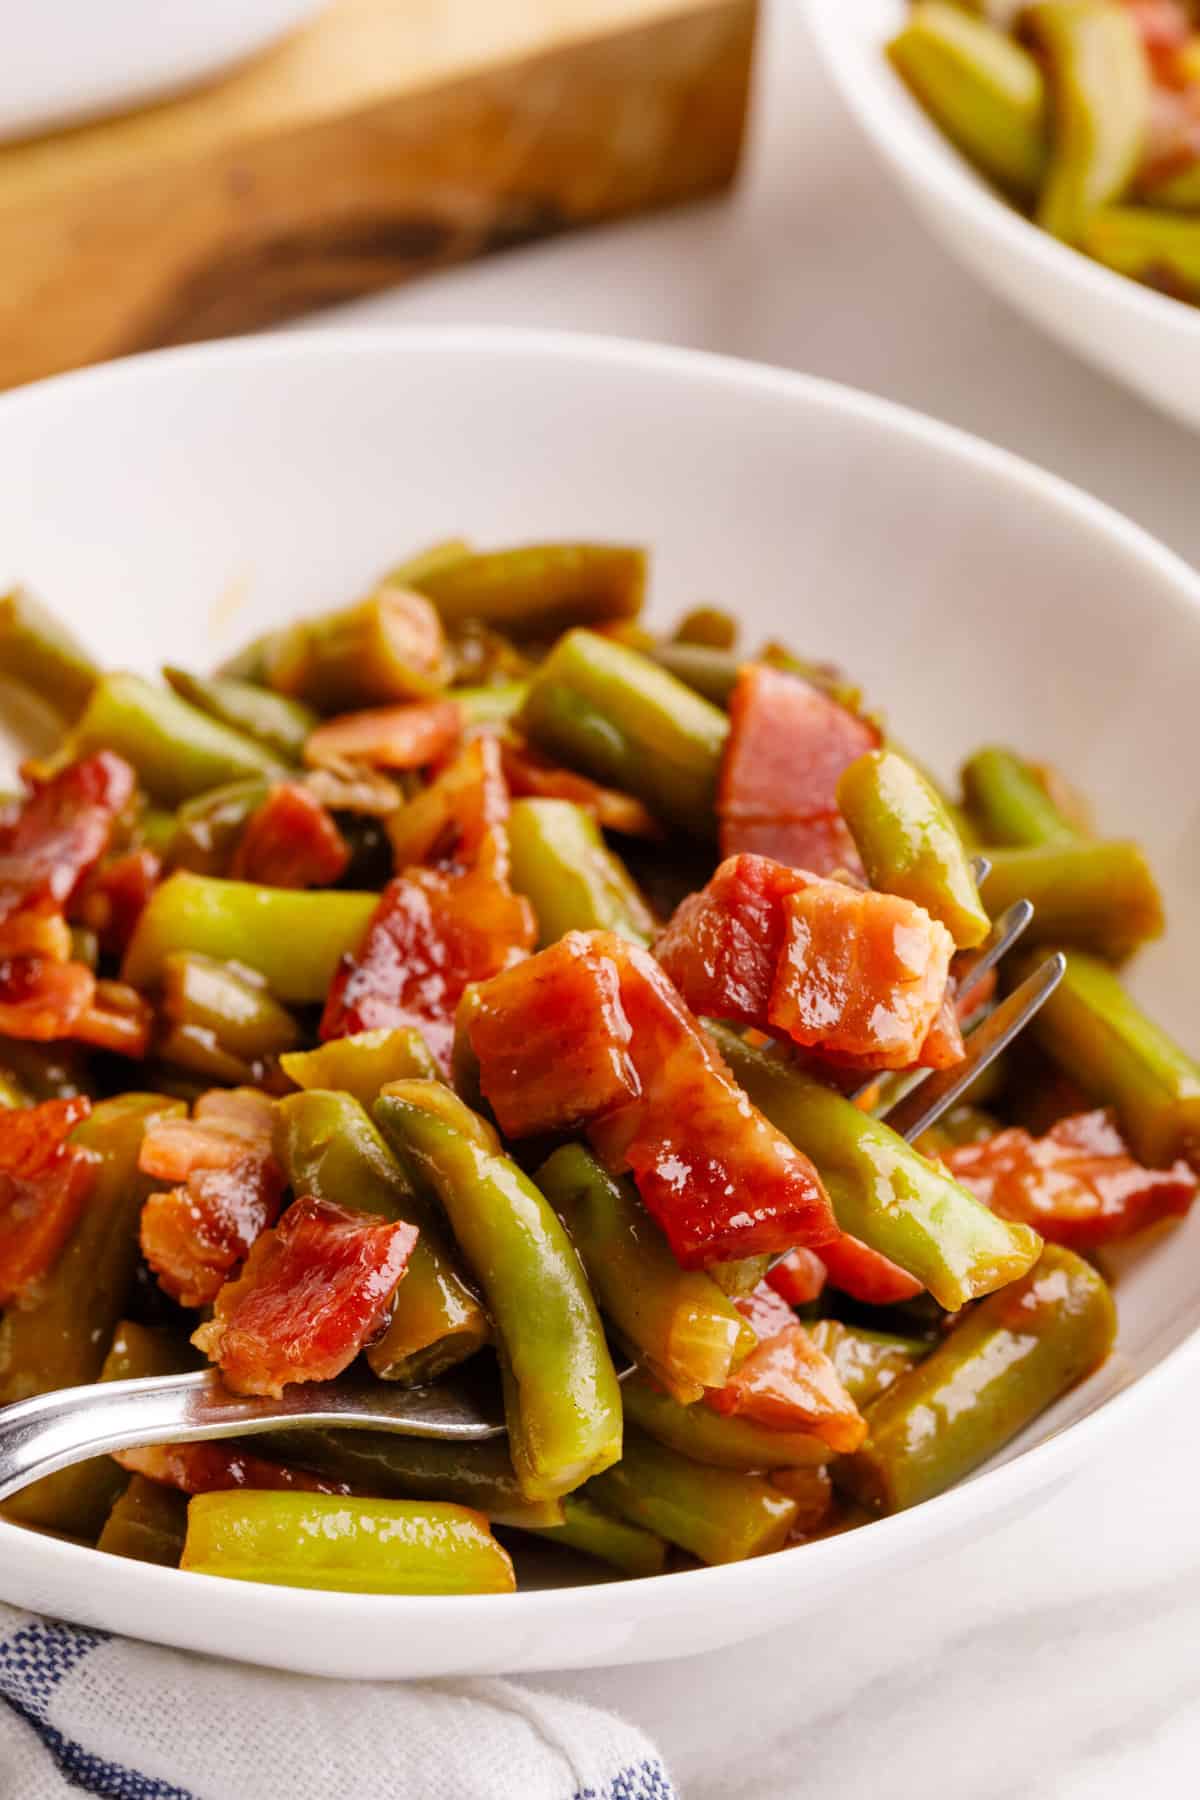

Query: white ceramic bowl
left=805, top=0, right=1200, bottom=432
left=0, top=0, right=326, bottom=143
left=0, top=328, right=1197, bottom=1679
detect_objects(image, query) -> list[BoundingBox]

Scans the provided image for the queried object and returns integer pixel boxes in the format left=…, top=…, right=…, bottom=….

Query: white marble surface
left=293, top=3, right=1200, bottom=1791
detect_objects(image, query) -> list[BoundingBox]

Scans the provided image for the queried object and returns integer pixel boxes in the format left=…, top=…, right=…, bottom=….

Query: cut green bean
left=980, top=841, right=1163, bottom=959
left=415, top=544, right=645, bottom=638
left=375, top=1084, right=621, bottom=1500
left=162, top=952, right=301, bottom=1075
left=888, top=3, right=1048, bottom=198
left=181, top=1492, right=516, bottom=1594
left=123, top=873, right=377, bottom=1004
left=537, top=1144, right=753, bottom=1403
left=713, top=1026, right=1042, bottom=1309
left=163, top=667, right=317, bottom=762
left=621, top=1372, right=829, bottom=1470
left=516, top=1494, right=668, bottom=1578
left=961, top=747, right=1083, bottom=846
left=521, top=630, right=728, bottom=840
left=0, top=588, right=98, bottom=721
left=509, top=799, right=655, bottom=947
left=840, top=1246, right=1115, bottom=1513
left=166, top=779, right=270, bottom=876
left=281, top=1028, right=438, bottom=1107
left=68, top=673, right=285, bottom=804
left=98, top=1477, right=189, bottom=1567
left=587, top=1429, right=799, bottom=1564
left=1082, top=206, right=1200, bottom=301
left=838, top=747, right=990, bottom=947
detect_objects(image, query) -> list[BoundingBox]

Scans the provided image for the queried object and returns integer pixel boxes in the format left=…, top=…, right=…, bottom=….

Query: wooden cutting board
left=0, top=0, right=757, bottom=391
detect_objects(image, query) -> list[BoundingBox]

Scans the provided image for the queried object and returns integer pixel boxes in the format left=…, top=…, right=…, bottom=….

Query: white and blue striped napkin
left=0, top=1604, right=675, bottom=1800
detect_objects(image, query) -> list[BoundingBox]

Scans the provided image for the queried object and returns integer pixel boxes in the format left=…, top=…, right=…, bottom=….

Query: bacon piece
left=473, top=930, right=837, bottom=1266
left=115, top=1441, right=351, bottom=1496
left=139, top=1087, right=276, bottom=1183
left=0, top=913, right=72, bottom=961
left=0, top=1096, right=96, bottom=1305
left=500, top=737, right=660, bottom=838
left=141, top=1155, right=286, bottom=1308
left=73, top=848, right=161, bottom=956
left=919, top=992, right=967, bottom=1071
left=946, top=1110, right=1198, bottom=1248
left=193, top=1195, right=418, bottom=1396
left=321, top=867, right=535, bottom=1072
left=0, top=753, right=135, bottom=920
left=817, top=1233, right=923, bottom=1305
left=466, top=934, right=639, bottom=1138
left=706, top=1305, right=866, bottom=1452
left=230, top=783, right=350, bottom=889
left=734, top=1278, right=796, bottom=1342
left=304, top=699, right=462, bottom=771
left=73, top=980, right=153, bottom=1058
left=718, top=666, right=879, bottom=876
left=655, top=854, right=956, bottom=1070
left=765, top=1247, right=827, bottom=1307
left=0, top=956, right=95, bottom=1040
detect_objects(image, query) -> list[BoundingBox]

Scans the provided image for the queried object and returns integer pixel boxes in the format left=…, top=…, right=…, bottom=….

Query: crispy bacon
left=467, top=934, right=639, bottom=1138
left=141, top=1155, right=286, bottom=1308
left=499, top=737, right=660, bottom=838
left=765, top=1247, right=827, bottom=1307
left=816, top=1233, right=924, bottom=1305
left=73, top=848, right=161, bottom=956
left=706, top=1295, right=866, bottom=1452
left=73, top=980, right=153, bottom=1058
left=0, top=753, right=135, bottom=920
left=472, top=931, right=838, bottom=1266
left=304, top=699, right=462, bottom=771
left=718, top=666, right=879, bottom=876
left=230, top=783, right=350, bottom=889
left=193, top=1195, right=418, bottom=1396
left=139, top=1087, right=275, bottom=1183
left=321, top=867, right=535, bottom=1072
left=115, top=1441, right=351, bottom=1496
left=946, top=1110, right=1198, bottom=1248
left=0, top=956, right=95, bottom=1040
left=0, top=1097, right=96, bottom=1305
left=655, top=855, right=956, bottom=1071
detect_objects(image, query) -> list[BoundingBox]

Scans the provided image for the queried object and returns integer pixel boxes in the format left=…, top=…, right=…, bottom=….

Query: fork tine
left=954, top=898, right=1034, bottom=1006
left=970, top=853, right=992, bottom=886
left=879, top=953, right=1067, bottom=1145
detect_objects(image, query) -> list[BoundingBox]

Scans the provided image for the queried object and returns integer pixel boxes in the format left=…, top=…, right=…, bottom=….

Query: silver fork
left=0, top=923, right=1063, bottom=1504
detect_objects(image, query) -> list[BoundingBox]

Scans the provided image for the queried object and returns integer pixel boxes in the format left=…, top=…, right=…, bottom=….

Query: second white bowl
left=805, top=0, right=1200, bottom=431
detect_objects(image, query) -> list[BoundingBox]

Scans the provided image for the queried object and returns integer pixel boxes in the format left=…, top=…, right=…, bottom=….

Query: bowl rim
left=803, top=0, right=1200, bottom=338
left=2, top=321, right=1199, bottom=1643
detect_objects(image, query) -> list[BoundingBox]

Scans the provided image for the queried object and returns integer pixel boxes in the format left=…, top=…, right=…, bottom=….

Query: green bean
left=1023, top=949, right=1200, bottom=1168
left=961, top=747, right=1082, bottom=846
left=415, top=544, right=645, bottom=638
left=838, top=747, right=990, bottom=947
left=97, top=1477, right=189, bottom=1567
left=805, top=1321, right=928, bottom=1409
left=673, top=606, right=737, bottom=650
left=161, top=953, right=301, bottom=1082
left=275, top=1088, right=489, bottom=1383
left=67, top=673, right=285, bottom=804
left=1025, top=0, right=1150, bottom=243
left=281, top=1028, right=438, bottom=1107
left=840, top=1246, right=1115, bottom=1513
left=181, top=1492, right=516, bottom=1594
left=260, top=1428, right=563, bottom=1529
left=122, top=873, right=377, bottom=1004
left=621, top=1372, right=829, bottom=1470
left=256, top=589, right=451, bottom=711
left=385, top=538, right=474, bottom=586
left=0, top=588, right=98, bottom=720
left=713, top=1026, right=1042, bottom=1309
left=508, top=799, right=655, bottom=948
left=374, top=1084, right=621, bottom=1500
left=587, top=1429, right=798, bottom=1564
left=521, top=630, right=728, bottom=840
left=980, top=841, right=1163, bottom=959
left=888, top=3, right=1048, bottom=198
left=537, top=1145, right=753, bottom=1403
left=163, top=667, right=317, bottom=762
left=1082, top=207, right=1200, bottom=301
left=647, top=643, right=740, bottom=706
left=514, top=1493, right=668, bottom=1578
left=166, top=779, right=269, bottom=876
left=453, top=682, right=530, bottom=727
